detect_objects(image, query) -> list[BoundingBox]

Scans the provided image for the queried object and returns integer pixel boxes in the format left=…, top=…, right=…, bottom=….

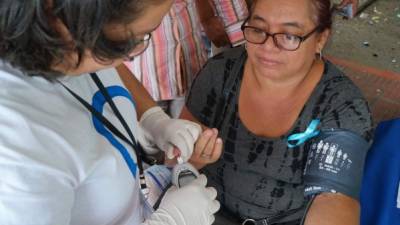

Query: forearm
left=179, top=106, right=207, bottom=131
left=195, top=0, right=215, bottom=23
left=116, top=64, right=157, bottom=119
left=304, top=193, right=360, bottom=225
left=195, top=0, right=230, bottom=47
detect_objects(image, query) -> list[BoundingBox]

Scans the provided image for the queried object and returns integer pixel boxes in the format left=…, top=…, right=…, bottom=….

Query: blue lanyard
left=287, top=119, right=320, bottom=148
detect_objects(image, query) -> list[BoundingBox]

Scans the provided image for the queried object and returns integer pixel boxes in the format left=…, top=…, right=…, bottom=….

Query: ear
left=315, top=29, right=330, bottom=53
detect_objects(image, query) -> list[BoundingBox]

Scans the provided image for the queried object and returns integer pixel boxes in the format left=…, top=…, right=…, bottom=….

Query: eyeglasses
left=241, top=24, right=320, bottom=51
left=124, top=33, right=152, bottom=61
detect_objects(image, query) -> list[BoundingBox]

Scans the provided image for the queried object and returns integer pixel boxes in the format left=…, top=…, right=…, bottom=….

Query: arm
left=116, top=63, right=157, bottom=119
left=301, top=72, right=372, bottom=224
left=210, top=0, right=249, bottom=46
left=195, top=0, right=230, bottom=47
left=304, top=193, right=360, bottom=225
left=180, top=105, right=207, bottom=131
left=301, top=129, right=367, bottom=225
left=116, top=64, right=201, bottom=162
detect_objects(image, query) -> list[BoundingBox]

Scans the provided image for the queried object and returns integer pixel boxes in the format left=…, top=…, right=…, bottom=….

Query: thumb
left=165, top=144, right=176, bottom=159
left=190, top=174, right=208, bottom=187
left=185, top=122, right=202, bottom=141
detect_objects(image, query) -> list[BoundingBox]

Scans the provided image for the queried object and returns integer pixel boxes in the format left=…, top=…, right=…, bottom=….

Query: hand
left=338, top=0, right=359, bottom=16
left=136, top=124, right=160, bottom=155
left=143, top=174, right=220, bottom=225
left=189, top=128, right=223, bottom=169
left=140, top=106, right=202, bottom=162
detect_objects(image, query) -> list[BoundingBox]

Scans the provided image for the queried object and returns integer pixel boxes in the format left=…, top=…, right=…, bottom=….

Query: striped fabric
left=125, top=0, right=248, bottom=101
left=212, top=0, right=249, bottom=46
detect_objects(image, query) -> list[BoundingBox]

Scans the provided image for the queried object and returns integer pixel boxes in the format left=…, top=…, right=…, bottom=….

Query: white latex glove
left=140, top=106, right=202, bottom=162
left=136, top=124, right=160, bottom=155
left=142, top=174, right=220, bottom=225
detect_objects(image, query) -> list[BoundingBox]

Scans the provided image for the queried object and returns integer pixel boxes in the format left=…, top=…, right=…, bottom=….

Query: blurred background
left=325, top=0, right=400, bottom=125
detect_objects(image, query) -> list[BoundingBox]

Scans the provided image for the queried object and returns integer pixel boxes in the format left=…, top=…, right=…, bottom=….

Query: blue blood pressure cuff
left=303, top=129, right=370, bottom=200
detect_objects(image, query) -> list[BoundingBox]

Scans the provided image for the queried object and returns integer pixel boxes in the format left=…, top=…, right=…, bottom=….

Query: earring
left=318, top=49, right=323, bottom=60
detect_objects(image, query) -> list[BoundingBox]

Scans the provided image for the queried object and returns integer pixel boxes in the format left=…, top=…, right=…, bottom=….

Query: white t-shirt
left=0, top=62, right=149, bottom=225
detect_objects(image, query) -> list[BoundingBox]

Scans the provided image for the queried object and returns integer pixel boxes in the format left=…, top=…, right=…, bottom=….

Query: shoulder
left=313, top=60, right=369, bottom=113
left=192, top=46, right=246, bottom=87
left=316, top=60, right=373, bottom=141
left=189, top=46, right=246, bottom=100
left=207, top=45, right=247, bottom=67
left=320, top=60, right=364, bottom=98
left=0, top=62, right=86, bottom=180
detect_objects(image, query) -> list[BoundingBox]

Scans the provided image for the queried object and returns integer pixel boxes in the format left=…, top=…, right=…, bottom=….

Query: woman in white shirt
left=0, top=0, right=219, bottom=225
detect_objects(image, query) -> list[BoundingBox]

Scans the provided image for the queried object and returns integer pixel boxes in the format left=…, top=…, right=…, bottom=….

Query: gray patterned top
left=186, top=46, right=373, bottom=223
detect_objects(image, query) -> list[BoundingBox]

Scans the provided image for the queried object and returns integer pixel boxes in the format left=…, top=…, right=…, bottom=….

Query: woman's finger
left=200, top=128, right=218, bottom=159
left=210, top=138, right=223, bottom=162
left=194, top=129, right=214, bottom=157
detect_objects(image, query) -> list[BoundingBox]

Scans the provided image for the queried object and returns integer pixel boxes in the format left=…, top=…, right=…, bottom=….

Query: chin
left=252, top=66, right=281, bottom=79
left=255, top=60, right=283, bottom=74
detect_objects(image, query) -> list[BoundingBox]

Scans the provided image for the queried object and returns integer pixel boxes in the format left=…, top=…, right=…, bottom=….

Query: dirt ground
left=325, top=0, right=400, bottom=124
left=327, top=0, right=400, bottom=73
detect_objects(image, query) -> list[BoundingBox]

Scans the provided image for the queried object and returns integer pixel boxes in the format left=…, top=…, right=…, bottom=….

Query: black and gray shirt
left=186, top=46, right=373, bottom=223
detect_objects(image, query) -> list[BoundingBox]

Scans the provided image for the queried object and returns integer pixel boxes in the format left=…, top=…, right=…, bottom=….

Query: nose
left=261, top=35, right=280, bottom=52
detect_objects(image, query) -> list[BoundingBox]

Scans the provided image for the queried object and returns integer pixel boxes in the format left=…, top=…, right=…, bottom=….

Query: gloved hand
left=136, top=124, right=159, bottom=155
left=142, top=174, right=220, bottom=225
left=139, top=106, right=202, bottom=162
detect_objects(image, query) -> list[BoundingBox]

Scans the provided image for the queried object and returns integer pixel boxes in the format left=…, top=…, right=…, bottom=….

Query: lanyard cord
left=58, top=73, right=150, bottom=196
left=89, top=73, right=148, bottom=161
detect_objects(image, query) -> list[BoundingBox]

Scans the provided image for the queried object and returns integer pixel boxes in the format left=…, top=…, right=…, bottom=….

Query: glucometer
left=172, top=160, right=199, bottom=188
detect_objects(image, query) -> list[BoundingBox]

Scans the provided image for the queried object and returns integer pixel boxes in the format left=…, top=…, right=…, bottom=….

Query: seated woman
left=181, top=0, right=374, bottom=224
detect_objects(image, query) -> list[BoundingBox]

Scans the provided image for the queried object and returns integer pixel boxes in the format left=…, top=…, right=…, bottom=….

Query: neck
left=245, top=59, right=323, bottom=99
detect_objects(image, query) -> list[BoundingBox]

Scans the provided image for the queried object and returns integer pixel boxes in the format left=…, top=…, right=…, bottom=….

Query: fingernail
left=216, top=138, right=222, bottom=144
left=212, top=128, right=218, bottom=135
left=204, top=130, right=212, bottom=137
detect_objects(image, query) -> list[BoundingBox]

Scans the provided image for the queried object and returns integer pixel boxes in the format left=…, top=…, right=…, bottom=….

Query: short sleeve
left=303, top=64, right=374, bottom=200
left=186, top=53, right=235, bottom=127
left=319, top=75, right=373, bottom=142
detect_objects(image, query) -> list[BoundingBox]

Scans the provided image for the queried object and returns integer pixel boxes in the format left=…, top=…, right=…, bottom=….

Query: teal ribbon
left=287, top=119, right=320, bottom=148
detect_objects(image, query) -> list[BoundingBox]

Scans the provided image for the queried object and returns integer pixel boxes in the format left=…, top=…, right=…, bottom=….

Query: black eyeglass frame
left=124, top=33, right=152, bottom=61
left=241, top=22, right=321, bottom=51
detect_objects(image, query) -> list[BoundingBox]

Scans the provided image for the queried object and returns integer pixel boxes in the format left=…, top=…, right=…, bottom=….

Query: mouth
left=256, top=56, right=282, bottom=67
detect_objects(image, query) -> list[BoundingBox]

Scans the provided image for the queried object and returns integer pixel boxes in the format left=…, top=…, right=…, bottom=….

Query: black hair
left=248, top=0, right=332, bottom=33
left=0, top=0, right=162, bottom=79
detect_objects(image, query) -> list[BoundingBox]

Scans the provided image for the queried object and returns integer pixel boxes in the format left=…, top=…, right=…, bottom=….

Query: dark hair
left=310, top=0, right=332, bottom=32
left=0, top=0, right=162, bottom=79
left=249, top=0, right=332, bottom=32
